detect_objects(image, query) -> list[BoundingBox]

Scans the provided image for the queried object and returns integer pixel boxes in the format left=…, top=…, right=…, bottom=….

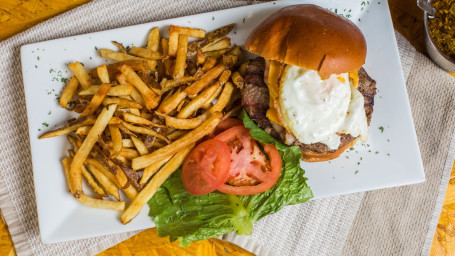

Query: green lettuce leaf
left=148, top=110, right=313, bottom=246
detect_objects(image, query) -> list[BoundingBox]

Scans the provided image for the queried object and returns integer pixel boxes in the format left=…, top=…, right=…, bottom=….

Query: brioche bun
left=245, top=4, right=367, bottom=79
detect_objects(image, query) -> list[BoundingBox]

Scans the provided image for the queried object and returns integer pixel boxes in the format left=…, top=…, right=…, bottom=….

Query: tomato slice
left=214, top=126, right=282, bottom=195
left=182, top=139, right=231, bottom=195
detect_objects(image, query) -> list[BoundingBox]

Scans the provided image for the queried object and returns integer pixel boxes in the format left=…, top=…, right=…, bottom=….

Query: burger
left=242, top=4, right=377, bottom=162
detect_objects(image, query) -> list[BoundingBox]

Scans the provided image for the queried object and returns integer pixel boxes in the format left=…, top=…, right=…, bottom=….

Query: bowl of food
left=422, top=0, right=455, bottom=72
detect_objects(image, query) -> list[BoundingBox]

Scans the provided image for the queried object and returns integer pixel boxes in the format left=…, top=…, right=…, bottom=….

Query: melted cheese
left=278, top=64, right=368, bottom=149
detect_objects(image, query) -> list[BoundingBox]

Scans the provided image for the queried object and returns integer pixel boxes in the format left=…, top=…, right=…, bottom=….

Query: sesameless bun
left=245, top=4, right=367, bottom=79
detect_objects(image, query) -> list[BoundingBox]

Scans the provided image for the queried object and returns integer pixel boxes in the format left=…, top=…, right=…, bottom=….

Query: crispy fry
left=196, top=49, right=206, bottom=64
left=218, top=70, right=231, bottom=85
left=97, top=65, right=110, bottom=84
left=156, top=111, right=209, bottom=130
left=158, top=87, right=187, bottom=114
left=68, top=62, right=92, bottom=89
left=174, top=34, right=188, bottom=79
left=80, top=162, right=108, bottom=197
left=129, top=87, right=145, bottom=107
left=185, top=64, right=225, bottom=95
left=39, top=116, right=96, bottom=139
left=123, top=112, right=165, bottom=128
left=128, top=108, right=141, bottom=116
left=202, top=48, right=230, bottom=58
left=140, top=156, right=171, bottom=185
left=111, top=41, right=127, bottom=53
left=62, top=157, right=77, bottom=195
left=91, top=146, right=129, bottom=189
left=228, top=46, right=242, bottom=56
left=122, top=185, right=138, bottom=200
left=121, top=121, right=170, bottom=144
left=111, top=157, right=142, bottom=191
left=79, top=85, right=133, bottom=96
left=129, top=46, right=164, bottom=60
left=167, top=130, right=188, bottom=140
left=75, top=126, right=92, bottom=135
left=201, top=37, right=231, bottom=52
left=161, top=38, right=169, bottom=55
left=122, top=144, right=194, bottom=224
left=92, top=60, right=149, bottom=80
left=177, top=82, right=220, bottom=118
left=205, top=23, right=235, bottom=44
left=59, top=77, right=79, bottom=108
left=160, top=77, right=198, bottom=94
left=131, top=136, right=149, bottom=156
left=86, top=163, right=120, bottom=200
left=70, top=104, right=117, bottom=187
left=202, top=83, right=223, bottom=109
left=80, top=83, right=112, bottom=117
left=107, top=139, right=134, bottom=148
left=99, top=49, right=157, bottom=70
left=109, top=125, right=122, bottom=156
left=132, top=112, right=222, bottom=170
left=102, top=97, right=142, bottom=109
left=231, top=71, right=244, bottom=89
left=119, top=65, right=160, bottom=110
left=168, top=25, right=206, bottom=56
left=77, top=194, right=125, bottom=211
left=119, top=148, right=140, bottom=160
left=86, top=158, right=120, bottom=186
left=147, top=27, right=160, bottom=51
left=210, top=82, right=234, bottom=112
left=201, top=57, right=217, bottom=73
left=222, top=55, right=238, bottom=66
left=239, top=61, right=249, bottom=77
left=170, top=25, right=206, bottom=38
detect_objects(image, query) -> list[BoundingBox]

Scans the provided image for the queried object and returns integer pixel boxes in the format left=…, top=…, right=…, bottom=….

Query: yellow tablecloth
left=0, top=0, right=454, bottom=255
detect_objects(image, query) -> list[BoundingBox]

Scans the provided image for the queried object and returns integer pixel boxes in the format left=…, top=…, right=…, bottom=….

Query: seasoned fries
left=121, top=144, right=194, bottom=224
left=79, top=85, right=133, bottom=96
left=119, top=65, right=160, bottom=110
left=132, top=112, right=222, bottom=170
left=41, top=23, right=242, bottom=223
left=59, top=77, right=79, bottom=108
left=185, top=64, right=226, bottom=95
left=68, top=62, right=92, bottom=89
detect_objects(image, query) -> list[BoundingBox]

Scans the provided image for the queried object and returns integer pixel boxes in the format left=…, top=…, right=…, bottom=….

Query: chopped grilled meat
left=241, top=57, right=376, bottom=154
left=241, top=57, right=280, bottom=138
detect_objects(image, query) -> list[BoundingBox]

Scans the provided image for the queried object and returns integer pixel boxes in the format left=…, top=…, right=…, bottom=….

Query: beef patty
left=241, top=57, right=376, bottom=154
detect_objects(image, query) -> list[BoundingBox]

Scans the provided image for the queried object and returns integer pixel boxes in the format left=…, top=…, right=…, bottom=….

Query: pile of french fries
left=41, top=24, right=247, bottom=224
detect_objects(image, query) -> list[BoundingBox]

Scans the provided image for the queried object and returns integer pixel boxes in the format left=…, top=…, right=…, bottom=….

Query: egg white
left=278, top=64, right=368, bottom=150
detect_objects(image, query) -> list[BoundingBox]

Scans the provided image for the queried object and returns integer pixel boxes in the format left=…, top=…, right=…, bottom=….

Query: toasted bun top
left=245, top=4, right=367, bottom=79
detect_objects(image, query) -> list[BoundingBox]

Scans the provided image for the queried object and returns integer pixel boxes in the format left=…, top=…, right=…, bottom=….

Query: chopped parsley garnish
left=379, top=126, right=384, bottom=133
left=355, top=170, right=359, bottom=174
left=42, top=122, right=49, bottom=127
left=95, top=46, right=98, bottom=50
left=37, top=56, right=40, bottom=60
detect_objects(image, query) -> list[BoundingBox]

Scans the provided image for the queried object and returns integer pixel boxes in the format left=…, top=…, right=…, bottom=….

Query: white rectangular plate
left=21, top=0, right=425, bottom=244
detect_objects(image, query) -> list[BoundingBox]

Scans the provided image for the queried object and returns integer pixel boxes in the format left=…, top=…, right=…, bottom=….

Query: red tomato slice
left=214, top=126, right=282, bottom=195
left=181, top=139, right=231, bottom=195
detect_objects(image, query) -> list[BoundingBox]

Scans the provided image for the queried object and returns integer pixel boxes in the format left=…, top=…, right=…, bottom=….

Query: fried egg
left=278, top=64, right=368, bottom=150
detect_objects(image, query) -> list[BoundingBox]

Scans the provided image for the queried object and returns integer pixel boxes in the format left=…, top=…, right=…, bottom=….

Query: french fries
left=59, top=77, right=79, bottom=108
left=119, top=65, right=160, bottom=110
left=177, top=83, right=220, bottom=118
left=185, top=64, right=226, bottom=95
left=68, top=62, right=92, bottom=89
left=70, top=104, right=117, bottom=188
left=147, top=27, right=160, bottom=51
left=79, top=85, right=133, bottom=96
left=174, top=34, right=188, bottom=79
left=128, top=46, right=164, bottom=60
left=121, top=144, right=194, bottom=224
left=79, top=83, right=112, bottom=117
left=41, top=23, right=242, bottom=223
left=132, top=112, right=222, bottom=170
